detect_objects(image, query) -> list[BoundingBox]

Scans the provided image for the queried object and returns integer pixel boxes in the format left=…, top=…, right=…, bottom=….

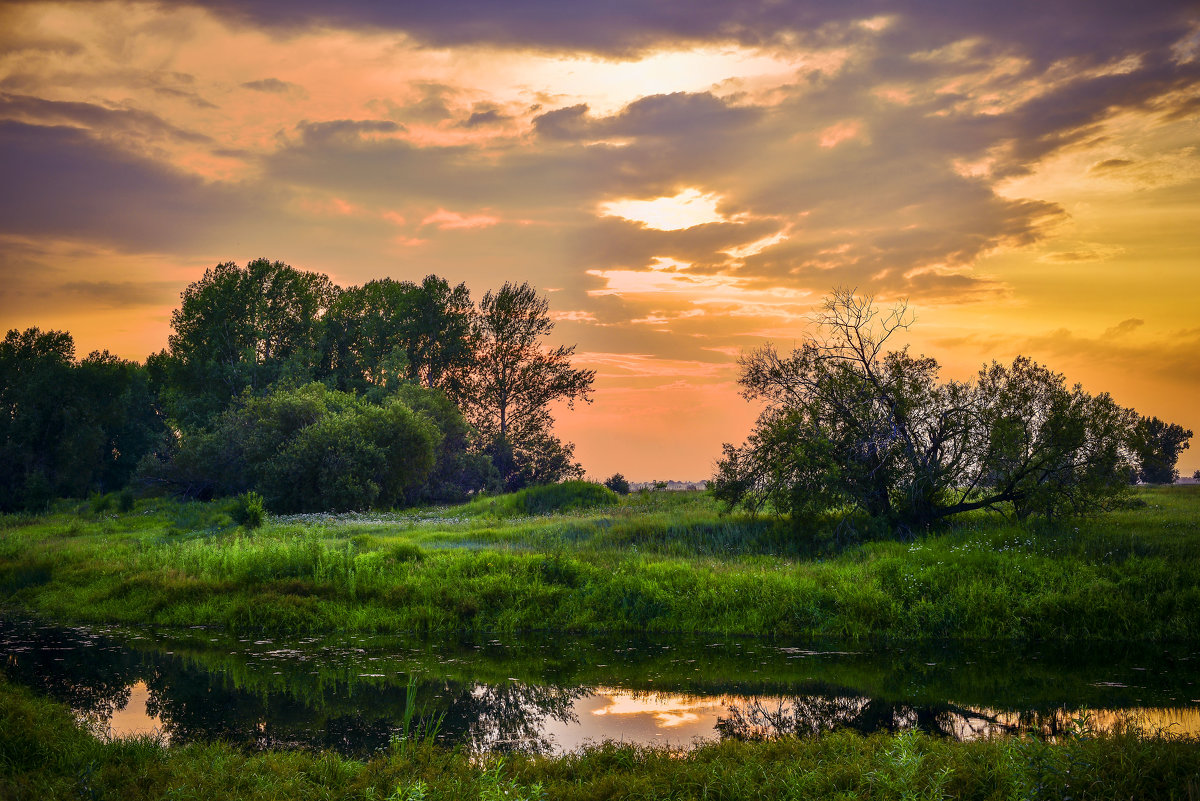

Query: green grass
left=2, top=486, right=1200, bottom=641
left=3, top=676, right=1199, bottom=801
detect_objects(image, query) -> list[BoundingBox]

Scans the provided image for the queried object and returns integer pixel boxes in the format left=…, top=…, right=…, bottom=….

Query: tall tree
left=155, top=259, right=338, bottom=428
left=0, top=328, right=162, bottom=509
left=458, top=282, right=594, bottom=489
left=320, top=275, right=474, bottom=396
left=1133, top=416, right=1192, bottom=484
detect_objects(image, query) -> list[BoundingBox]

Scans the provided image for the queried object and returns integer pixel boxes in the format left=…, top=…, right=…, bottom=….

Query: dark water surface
left=3, top=616, right=1198, bottom=756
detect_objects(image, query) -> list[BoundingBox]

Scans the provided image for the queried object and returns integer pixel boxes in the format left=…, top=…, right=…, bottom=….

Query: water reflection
left=2, top=617, right=1197, bottom=756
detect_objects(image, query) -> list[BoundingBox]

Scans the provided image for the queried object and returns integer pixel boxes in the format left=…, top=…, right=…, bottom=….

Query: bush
left=603, top=473, right=631, bottom=495
left=117, top=487, right=135, bottom=513
left=88, top=492, right=113, bottom=514
left=232, top=491, right=266, bottom=529
left=141, top=383, right=440, bottom=513
left=516, top=480, right=618, bottom=514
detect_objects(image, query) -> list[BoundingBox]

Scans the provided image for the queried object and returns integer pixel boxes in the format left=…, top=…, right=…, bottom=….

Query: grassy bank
left=2, top=486, right=1199, bottom=641
left=3, top=678, right=1198, bottom=801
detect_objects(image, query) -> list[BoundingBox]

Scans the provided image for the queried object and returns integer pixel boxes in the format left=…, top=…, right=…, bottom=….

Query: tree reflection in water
left=3, top=618, right=1198, bottom=755
left=717, top=688, right=1012, bottom=741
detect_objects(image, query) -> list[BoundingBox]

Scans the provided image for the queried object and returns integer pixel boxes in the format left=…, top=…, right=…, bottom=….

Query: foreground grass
left=3, top=678, right=1199, bottom=801
left=2, top=486, right=1199, bottom=641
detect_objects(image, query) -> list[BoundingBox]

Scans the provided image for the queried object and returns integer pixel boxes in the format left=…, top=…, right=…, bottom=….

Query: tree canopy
left=152, top=258, right=337, bottom=428
left=1, top=328, right=163, bottom=511
left=714, top=289, right=1141, bottom=532
left=1133, top=416, right=1192, bottom=484
left=456, top=282, right=595, bottom=490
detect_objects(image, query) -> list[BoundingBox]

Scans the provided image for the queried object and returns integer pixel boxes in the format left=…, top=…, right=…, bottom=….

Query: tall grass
left=3, top=487, right=1200, bottom=640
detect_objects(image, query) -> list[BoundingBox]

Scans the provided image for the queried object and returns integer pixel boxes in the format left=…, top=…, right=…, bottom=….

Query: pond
left=3, top=615, right=1198, bottom=756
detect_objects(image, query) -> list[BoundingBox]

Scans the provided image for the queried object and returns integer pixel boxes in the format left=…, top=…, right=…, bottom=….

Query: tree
left=604, top=473, right=631, bottom=495
left=320, top=275, right=473, bottom=396
left=154, top=259, right=338, bottom=428
left=456, top=282, right=594, bottom=489
left=1132, top=416, right=1192, bottom=484
left=714, top=289, right=1140, bottom=532
left=0, top=328, right=163, bottom=510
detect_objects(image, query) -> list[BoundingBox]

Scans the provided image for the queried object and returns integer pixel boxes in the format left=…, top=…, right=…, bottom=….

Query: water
left=3, top=616, right=1198, bottom=756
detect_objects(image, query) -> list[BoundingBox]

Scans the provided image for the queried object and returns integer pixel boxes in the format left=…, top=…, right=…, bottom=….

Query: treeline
left=0, top=259, right=594, bottom=513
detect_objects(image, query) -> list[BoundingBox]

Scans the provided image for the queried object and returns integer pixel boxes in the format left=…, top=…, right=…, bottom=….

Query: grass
left=2, top=486, right=1199, bottom=641
left=3, top=676, right=1199, bottom=801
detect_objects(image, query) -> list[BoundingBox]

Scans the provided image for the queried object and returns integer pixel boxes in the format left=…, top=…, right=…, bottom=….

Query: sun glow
left=599, top=189, right=733, bottom=231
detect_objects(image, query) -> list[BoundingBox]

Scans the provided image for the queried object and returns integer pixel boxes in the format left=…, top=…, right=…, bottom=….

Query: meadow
left=2, top=484, right=1200, bottom=642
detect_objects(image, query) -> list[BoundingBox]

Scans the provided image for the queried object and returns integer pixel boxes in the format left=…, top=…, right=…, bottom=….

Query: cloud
left=0, top=92, right=211, bottom=144
left=1091, top=157, right=1137, bottom=172
left=241, top=77, right=300, bottom=94
left=1038, top=244, right=1125, bottom=264
left=0, top=121, right=256, bottom=252
left=420, top=208, right=502, bottom=230
left=55, top=280, right=181, bottom=308
left=1103, top=318, right=1145, bottom=339
left=459, top=106, right=509, bottom=128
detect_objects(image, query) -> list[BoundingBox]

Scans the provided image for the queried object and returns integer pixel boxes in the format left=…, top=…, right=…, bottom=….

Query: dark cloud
left=186, top=1, right=1199, bottom=65
left=459, top=107, right=509, bottom=128
left=1104, top=318, right=1145, bottom=339
left=534, top=93, right=760, bottom=142
left=0, top=92, right=211, bottom=143
left=242, top=77, right=297, bottom=93
left=1091, top=158, right=1137, bottom=172
left=55, top=280, right=180, bottom=308
left=0, top=121, right=256, bottom=252
left=532, top=104, right=591, bottom=140
left=294, top=118, right=405, bottom=144
left=152, top=85, right=218, bottom=109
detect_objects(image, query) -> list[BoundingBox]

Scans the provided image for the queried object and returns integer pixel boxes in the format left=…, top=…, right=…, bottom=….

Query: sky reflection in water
left=3, top=618, right=1198, bottom=755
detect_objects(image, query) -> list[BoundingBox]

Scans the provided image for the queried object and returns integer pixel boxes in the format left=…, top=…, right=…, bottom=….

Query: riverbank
left=2, top=486, right=1199, bottom=641
left=3, top=677, right=1198, bottom=801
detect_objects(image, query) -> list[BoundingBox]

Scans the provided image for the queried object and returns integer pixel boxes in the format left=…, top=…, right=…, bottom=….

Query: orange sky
left=1, top=1, right=1198, bottom=480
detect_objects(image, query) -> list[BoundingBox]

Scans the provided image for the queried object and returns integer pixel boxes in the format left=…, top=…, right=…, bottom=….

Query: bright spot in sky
left=599, top=189, right=730, bottom=230
left=723, top=231, right=789, bottom=259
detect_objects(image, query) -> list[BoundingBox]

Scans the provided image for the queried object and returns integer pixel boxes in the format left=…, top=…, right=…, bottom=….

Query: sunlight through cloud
left=599, top=189, right=732, bottom=231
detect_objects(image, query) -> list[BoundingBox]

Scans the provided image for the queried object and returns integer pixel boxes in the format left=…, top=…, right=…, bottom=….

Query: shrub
left=117, top=487, right=135, bottom=513
left=232, top=491, right=267, bottom=529
left=516, top=480, right=618, bottom=514
left=603, top=473, right=631, bottom=495
left=142, top=383, right=440, bottom=513
left=88, top=492, right=113, bottom=514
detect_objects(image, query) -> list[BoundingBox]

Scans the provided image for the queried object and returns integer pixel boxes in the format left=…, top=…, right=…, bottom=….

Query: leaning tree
left=714, top=288, right=1141, bottom=532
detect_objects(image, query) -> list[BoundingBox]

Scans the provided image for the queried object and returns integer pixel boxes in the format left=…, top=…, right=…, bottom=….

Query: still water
left=3, top=616, right=1198, bottom=756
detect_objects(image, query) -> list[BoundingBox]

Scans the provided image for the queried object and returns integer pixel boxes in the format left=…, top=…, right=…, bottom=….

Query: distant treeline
left=0, top=259, right=594, bottom=513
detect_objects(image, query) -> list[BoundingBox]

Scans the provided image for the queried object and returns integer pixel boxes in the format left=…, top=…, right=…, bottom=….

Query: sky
left=1, top=0, right=1198, bottom=481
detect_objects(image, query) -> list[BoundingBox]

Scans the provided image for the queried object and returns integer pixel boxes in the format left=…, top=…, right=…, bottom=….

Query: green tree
left=603, top=473, right=631, bottom=495
left=0, top=328, right=162, bottom=510
left=153, top=259, right=338, bottom=428
left=457, top=282, right=594, bottom=490
left=140, top=383, right=440, bottom=512
left=393, top=384, right=499, bottom=503
left=714, top=289, right=1140, bottom=532
left=320, top=275, right=473, bottom=396
left=1133, top=416, right=1192, bottom=483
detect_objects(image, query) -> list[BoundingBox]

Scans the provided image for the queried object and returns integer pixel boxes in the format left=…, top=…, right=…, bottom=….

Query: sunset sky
left=2, top=1, right=1198, bottom=480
